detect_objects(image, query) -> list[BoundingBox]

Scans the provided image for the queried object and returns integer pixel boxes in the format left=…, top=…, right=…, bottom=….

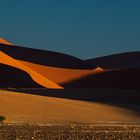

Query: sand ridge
left=0, top=51, right=63, bottom=89
left=0, top=38, right=13, bottom=46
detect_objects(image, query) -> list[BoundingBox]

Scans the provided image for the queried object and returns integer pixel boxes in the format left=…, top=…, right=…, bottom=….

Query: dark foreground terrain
left=0, top=123, right=139, bottom=140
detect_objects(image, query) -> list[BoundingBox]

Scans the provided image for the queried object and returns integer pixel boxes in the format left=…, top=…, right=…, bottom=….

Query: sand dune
left=0, top=41, right=103, bottom=89
left=63, top=68, right=140, bottom=89
left=19, top=60, right=104, bottom=85
left=0, top=46, right=139, bottom=89
left=0, top=38, right=13, bottom=46
left=0, top=90, right=139, bottom=123
left=0, top=50, right=103, bottom=89
left=86, top=52, right=140, bottom=69
left=0, top=51, right=63, bottom=89
left=0, top=39, right=140, bottom=90
left=0, top=39, right=140, bottom=125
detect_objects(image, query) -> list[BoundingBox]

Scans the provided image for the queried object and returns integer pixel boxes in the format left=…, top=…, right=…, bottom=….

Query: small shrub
left=0, top=116, right=6, bottom=123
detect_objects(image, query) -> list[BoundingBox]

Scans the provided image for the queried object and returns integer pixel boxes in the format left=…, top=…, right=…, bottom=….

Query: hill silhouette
left=86, top=52, right=140, bottom=69
left=0, top=43, right=93, bottom=69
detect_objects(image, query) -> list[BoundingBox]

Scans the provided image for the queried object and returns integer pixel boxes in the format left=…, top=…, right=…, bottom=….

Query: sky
left=0, top=0, right=140, bottom=59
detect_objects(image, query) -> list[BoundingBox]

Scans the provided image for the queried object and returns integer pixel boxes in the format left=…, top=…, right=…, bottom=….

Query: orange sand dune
left=0, top=38, right=13, bottom=45
left=0, top=90, right=140, bottom=123
left=19, top=60, right=104, bottom=85
left=0, top=51, right=63, bottom=89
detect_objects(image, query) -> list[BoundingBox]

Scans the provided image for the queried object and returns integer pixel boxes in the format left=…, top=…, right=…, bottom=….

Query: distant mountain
left=86, top=52, right=140, bottom=69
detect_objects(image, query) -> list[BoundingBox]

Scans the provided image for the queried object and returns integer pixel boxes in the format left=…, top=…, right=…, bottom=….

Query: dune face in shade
left=0, top=38, right=13, bottom=45
left=63, top=68, right=140, bottom=89
left=0, top=43, right=94, bottom=69
left=86, top=52, right=140, bottom=69
left=0, top=51, right=63, bottom=89
left=0, top=63, right=43, bottom=88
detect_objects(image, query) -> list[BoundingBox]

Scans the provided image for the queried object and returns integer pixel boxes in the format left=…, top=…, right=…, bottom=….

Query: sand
left=0, top=51, right=63, bottom=89
left=0, top=50, right=104, bottom=88
left=19, top=60, right=104, bottom=85
left=0, top=50, right=104, bottom=89
left=0, top=38, right=13, bottom=46
left=0, top=90, right=139, bottom=124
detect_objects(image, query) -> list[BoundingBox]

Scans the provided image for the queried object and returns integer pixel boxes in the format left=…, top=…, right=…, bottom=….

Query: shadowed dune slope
left=0, top=51, right=63, bottom=89
left=0, top=43, right=93, bottom=69
left=63, top=69, right=140, bottom=89
left=0, top=90, right=140, bottom=123
left=0, top=64, right=43, bottom=88
left=86, top=52, right=140, bottom=69
left=20, top=60, right=104, bottom=85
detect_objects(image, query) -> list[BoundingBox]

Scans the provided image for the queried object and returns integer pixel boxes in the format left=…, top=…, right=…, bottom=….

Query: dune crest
left=95, top=67, right=103, bottom=71
left=0, top=38, right=13, bottom=45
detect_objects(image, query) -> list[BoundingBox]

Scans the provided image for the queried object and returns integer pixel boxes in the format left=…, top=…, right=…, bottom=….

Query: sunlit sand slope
left=0, top=38, right=13, bottom=46
left=0, top=90, right=139, bottom=123
left=20, top=60, right=104, bottom=85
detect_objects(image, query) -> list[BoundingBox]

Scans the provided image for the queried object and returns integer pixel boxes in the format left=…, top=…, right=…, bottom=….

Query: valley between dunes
left=0, top=90, right=140, bottom=123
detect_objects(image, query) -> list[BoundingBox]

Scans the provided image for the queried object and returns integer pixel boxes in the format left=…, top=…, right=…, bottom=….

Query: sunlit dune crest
left=0, top=51, right=63, bottom=89
left=0, top=38, right=13, bottom=45
left=95, top=66, right=104, bottom=71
